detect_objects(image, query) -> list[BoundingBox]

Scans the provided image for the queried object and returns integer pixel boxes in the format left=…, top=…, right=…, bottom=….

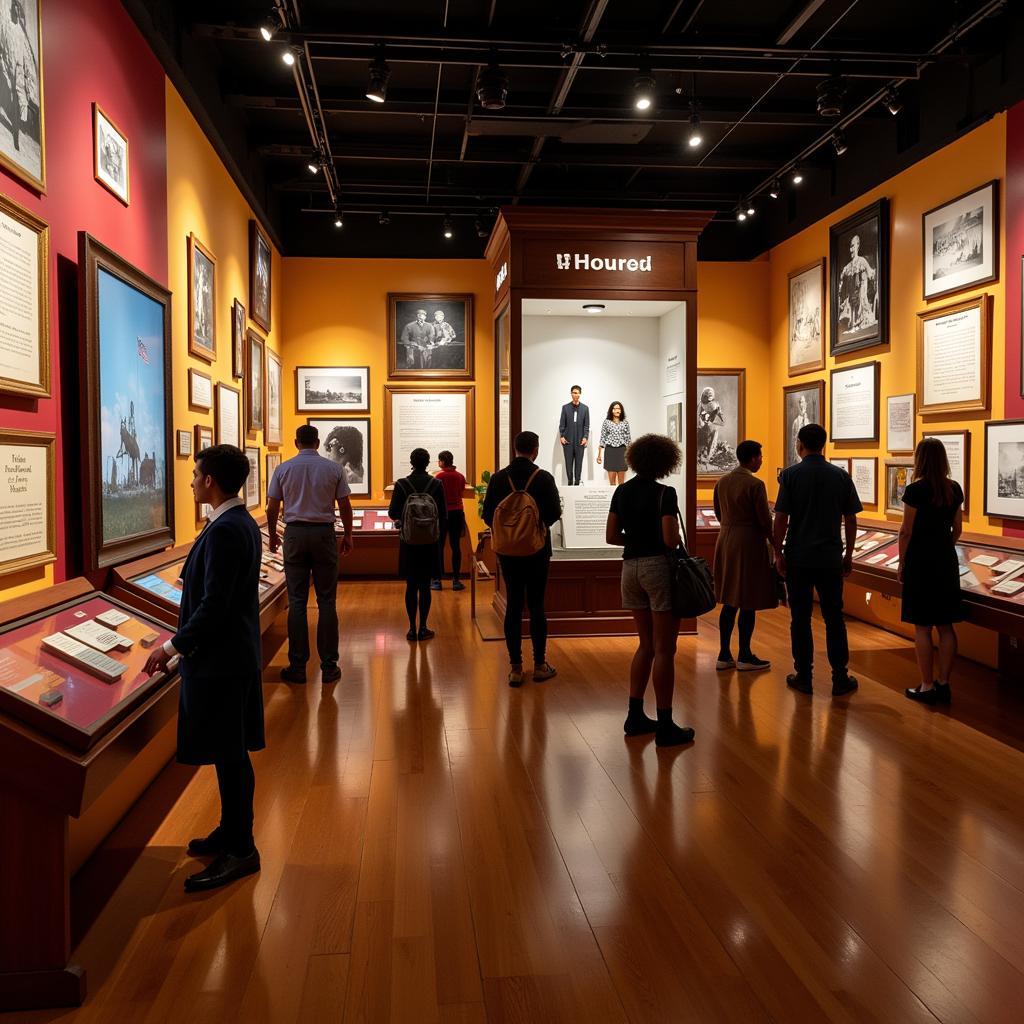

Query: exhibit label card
left=0, top=205, right=41, bottom=388
left=0, top=441, right=49, bottom=568
left=391, top=391, right=467, bottom=483
left=922, top=306, right=982, bottom=409
left=561, top=488, right=616, bottom=548
left=831, top=363, right=877, bottom=441
left=887, top=394, right=915, bottom=453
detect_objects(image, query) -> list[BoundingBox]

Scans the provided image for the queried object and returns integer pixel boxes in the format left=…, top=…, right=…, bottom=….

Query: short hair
left=514, top=430, right=539, bottom=455
left=410, top=447, right=430, bottom=471
left=325, top=424, right=362, bottom=463
left=626, top=433, right=682, bottom=480
left=416, top=308, right=427, bottom=316
left=798, top=422, right=827, bottom=453
left=196, top=444, right=249, bottom=495
left=736, top=439, right=762, bottom=464
left=606, top=401, right=626, bottom=421
left=296, top=424, right=319, bottom=446
left=570, top=385, right=582, bottom=394
left=438, top=450, right=454, bottom=467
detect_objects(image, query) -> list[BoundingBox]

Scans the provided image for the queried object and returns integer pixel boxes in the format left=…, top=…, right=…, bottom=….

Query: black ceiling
left=123, top=0, right=1022, bottom=260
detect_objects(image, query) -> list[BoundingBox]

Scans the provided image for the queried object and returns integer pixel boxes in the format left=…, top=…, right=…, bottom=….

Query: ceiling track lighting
left=686, top=104, right=703, bottom=149
left=282, top=47, right=296, bottom=67
left=475, top=217, right=488, bottom=239
left=883, top=85, right=903, bottom=116
left=769, top=179, right=781, bottom=200
left=442, top=215, right=454, bottom=239
left=816, top=73, right=847, bottom=119
left=366, top=44, right=391, bottom=103
left=746, top=201, right=756, bottom=217
left=633, top=66, right=655, bottom=112
left=736, top=203, right=747, bottom=223
left=791, top=165, right=804, bottom=185
left=258, top=17, right=277, bottom=42
left=476, top=53, right=509, bottom=111
left=307, top=156, right=320, bottom=174
left=379, top=210, right=391, bottom=226
left=831, top=130, right=848, bottom=156
left=333, top=208, right=344, bottom=229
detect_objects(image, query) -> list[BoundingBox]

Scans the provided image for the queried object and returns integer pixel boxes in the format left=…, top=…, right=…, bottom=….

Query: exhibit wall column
left=1004, top=100, right=1024, bottom=537
left=0, top=0, right=167, bottom=600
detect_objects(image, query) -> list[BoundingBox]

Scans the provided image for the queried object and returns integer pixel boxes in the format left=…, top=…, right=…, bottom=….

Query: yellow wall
left=165, top=84, right=283, bottom=539
left=765, top=115, right=1007, bottom=534
left=281, top=258, right=495, bottom=537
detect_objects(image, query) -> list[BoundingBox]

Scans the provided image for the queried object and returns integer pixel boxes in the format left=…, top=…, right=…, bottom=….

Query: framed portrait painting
left=885, top=459, right=913, bottom=516
left=249, top=220, right=272, bottom=332
left=782, top=380, right=824, bottom=469
left=244, top=446, right=260, bottom=509
left=307, top=417, right=370, bottom=497
left=984, top=420, right=1024, bottom=522
left=78, top=233, right=174, bottom=570
left=92, top=103, right=128, bottom=205
left=265, top=348, right=282, bottom=446
left=829, top=199, right=889, bottom=355
left=388, top=294, right=474, bottom=380
left=188, top=233, right=216, bottom=362
left=696, top=369, right=745, bottom=480
left=247, top=329, right=264, bottom=435
left=296, top=365, right=370, bottom=413
left=787, top=259, right=825, bottom=375
left=0, top=0, right=44, bottom=192
left=0, top=429, right=56, bottom=576
left=232, top=299, right=245, bottom=379
left=922, top=180, right=998, bottom=301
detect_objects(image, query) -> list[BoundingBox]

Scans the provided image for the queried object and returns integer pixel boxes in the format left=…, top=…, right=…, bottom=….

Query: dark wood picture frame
left=187, top=232, right=216, bottom=362
left=916, top=293, right=991, bottom=415
left=922, top=428, right=971, bottom=516
left=194, top=423, right=213, bottom=456
left=787, top=258, right=826, bottom=376
left=188, top=367, right=212, bottom=411
left=922, top=179, right=999, bottom=302
left=244, top=446, right=260, bottom=510
left=232, top=298, right=246, bottom=379
left=383, top=385, right=475, bottom=488
left=175, top=429, right=192, bottom=457
left=249, top=220, right=272, bottom=332
left=265, top=347, right=282, bottom=446
left=387, top=293, right=474, bottom=381
left=295, top=365, right=371, bottom=413
left=830, top=360, right=880, bottom=443
left=782, top=379, right=825, bottom=469
left=92, top=102, right=129, bottom=206
left=983, top=420, right=1024, bottom=522
left=78, top=233, right=174, bottom=570
left=829, top=198, right=889, bottom=356
left=266, top=451, right=282, bottom=491
left=0, top=429, right=56, bottom=576
left=246, top=329, right=265, bottom=435
left=215, top=381, right=241, bottom=447
left=696, top=367, right=746, bottom=482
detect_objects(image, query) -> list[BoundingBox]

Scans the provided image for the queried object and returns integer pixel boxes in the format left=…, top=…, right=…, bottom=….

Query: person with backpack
left=388, top=448, right=447, bottom=641
left=482, top=430, right=562, bottom=687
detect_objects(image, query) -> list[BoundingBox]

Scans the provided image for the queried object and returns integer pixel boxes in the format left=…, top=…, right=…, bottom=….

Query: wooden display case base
left=0, top=965, right=85, bottom=1011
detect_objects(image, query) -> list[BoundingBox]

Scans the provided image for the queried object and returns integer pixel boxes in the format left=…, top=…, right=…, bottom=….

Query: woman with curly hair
left=597, top=401, right=630, bottom=485
left=605, top=433, right=695, bottom=747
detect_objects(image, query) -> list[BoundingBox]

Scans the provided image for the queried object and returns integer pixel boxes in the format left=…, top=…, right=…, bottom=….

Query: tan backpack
left=491, top=468, right=547, bottom=556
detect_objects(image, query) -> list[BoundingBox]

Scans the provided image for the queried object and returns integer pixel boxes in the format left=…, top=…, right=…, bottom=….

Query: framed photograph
left=187, top=233, right=216, bottom=362
left=188, top=367, right=212, bottom=411
left=249, top=220, right=272, bottom=332
left=917, top=294, right=990, bottom=415
left=696, top=369, right=745, bottom=480
left=246, top=329, right=265, bottom=434
left=922, top=429, right=971, bottom=515
left=175, top=429, right=192, bottom=457
left=384, top=385, right=475, bottom=488
left=829, top=457, right=851, bottom=472
left=296, top=365, right=370, bottom=413
left=923, top=180, right=998, bottom=301
left=984, top=421, right=1024, bottom=521
left=232, top=298, right=245, bottom=380
left=265, top=348, right=282, bottom=446
left=886, top=393, right=915, bottom=454
left=830, top=361, right=879, bottom=443
left=307, top=417, right=370, bottom=497
left=266, top=451, right=281, bottom=491
left=194, top=423, right=213, bottom=455
left=0, top=0, right=44, bottom=192
left=388, top=293, right=474, bottom=380
left=782, top=380, right=824, bottom=469
left=829, top=199, right=889, bottom=355
left=0, top=192, right=49, bottom=398
left=885, top=459, right=914, bottom=516
left=92, top=103, right=128, bottom=205
left=0, top=429, right=55, bottom=576
left=215, top=382, right=241, bottom=448
left=78, top=233, right=174, bottom=570
left=666, top=401, right=682, bottom=443
left=849, top=457, right=877, bottom=506
left=244, top=446, right=260, bottom=509
left=787, top=259, right=825, bottom=375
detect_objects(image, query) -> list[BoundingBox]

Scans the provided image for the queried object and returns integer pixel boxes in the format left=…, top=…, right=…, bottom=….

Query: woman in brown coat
left=713, top=440, right=777, bottom=671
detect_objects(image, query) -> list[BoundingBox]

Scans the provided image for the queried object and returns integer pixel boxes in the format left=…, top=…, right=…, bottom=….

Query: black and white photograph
left=92, top=102, right=128, bottom=205
left=188, top=233, right=216, bottom=362
left=308, top=416, right=370, bottom=497
left=696, top=369, right=744, bottom=479
left=244, top=446, right=260, bottom=509
left=265, top=348, right=282, bottom=446
left=829, top=199, right=889, bottom=355
left=247, top=329, right=264, bottom=434
left=0, top=0, right=44, bottom=192
left=783, top=381, right=824, bottom=469
left=923, top=181, right=998, bottom=301
left=788, top=259, right=825, bottom=375
left=985, top=420, right=1024, bottom=521
left=388, top=293, right=474, bottom=380
left=666, top=401, right=682, bottom=443
left=249, top=219, right=272, bottom=332
left=296, top=365, right=370, bottom=413
left=232, top=298, right=245, bottom=379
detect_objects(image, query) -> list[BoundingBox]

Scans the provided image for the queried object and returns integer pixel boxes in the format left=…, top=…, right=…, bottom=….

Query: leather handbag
left=660, top=488, right=716, bottom=618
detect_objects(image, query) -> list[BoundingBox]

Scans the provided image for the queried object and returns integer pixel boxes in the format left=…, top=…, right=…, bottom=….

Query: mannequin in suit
left=145, top=444, right=264, bottom=893
left=558, top=384, right=590, bottom=486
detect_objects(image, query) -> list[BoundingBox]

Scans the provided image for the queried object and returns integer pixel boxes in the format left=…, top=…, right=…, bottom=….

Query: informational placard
left=386, top=386, right=474, bottom=485
left=850, top=458, right=877, bottom=506
left=830, top=362, right=878, bottom=442
left=923, top=430, right=970, bottom=512
left=886, top=394, right=915, bottom=453
left=216, top=383, right=241, bottom=448
left=919, top=302, right=986, bottom=413
left=0, top=433, right=55, bottom=576
left=560, top=487, right=615, bottom=549
left=0, top=201, right=44, bottom=393
left=498, top=389, right=511, bottom=468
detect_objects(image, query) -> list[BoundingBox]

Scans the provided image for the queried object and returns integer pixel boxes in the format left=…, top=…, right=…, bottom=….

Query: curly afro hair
left=626, top=433, right=682, bottom=479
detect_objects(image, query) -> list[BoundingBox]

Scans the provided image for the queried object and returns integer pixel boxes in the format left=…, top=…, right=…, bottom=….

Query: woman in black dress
left=389, top=448, right=447, bottom=641
left=897, top=437, right=963, bottom=704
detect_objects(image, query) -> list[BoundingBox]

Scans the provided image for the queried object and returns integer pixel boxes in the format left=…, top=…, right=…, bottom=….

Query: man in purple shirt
left=267, top=424, right=354, bottom=684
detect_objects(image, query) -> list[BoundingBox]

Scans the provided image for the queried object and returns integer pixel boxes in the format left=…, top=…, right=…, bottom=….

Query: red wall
left=0, top=0, right=168, bottom=584
left=1004, top=100, right=1024, bottom=536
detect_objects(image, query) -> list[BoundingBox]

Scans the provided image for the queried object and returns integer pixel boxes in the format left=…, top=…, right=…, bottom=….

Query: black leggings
left=719, top=606, right=756, bottom=658
left=405, top=579, right=432, bottom=630
left=438, top=510, right=465, bottom=580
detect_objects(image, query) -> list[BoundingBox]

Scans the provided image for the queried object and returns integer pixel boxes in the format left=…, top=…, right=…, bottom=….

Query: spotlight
left=259, top=19, right=277, bottom=42
left=366, top=46, right=390, bottom=103
left=582, top=303, right=605, bottom=314
left=736, top=204, right=747, bottom=222
left=791, top=165, right=804, bottom=185
left=333, top=209, right=344, bottom=229
left=379, top=210, right=391, bottom=225
left=686, top=107, right=703, bottom=148
left=282, top=48, right=296, bottom=67
left=769, top=179, right=781, bottom=200
left=442, top=215, right=454, bottom=240
left=831, top=130, right=848, bottom=156
left=307, top=159, right=319, bottom=174
left=475, top=217, right=488, bottom=239
left=476, top=55, right=508, bottom=111
left=633, top=71, right=655, bottom=112
left=746, top=201, right=755, bottom=216
left=816, top=74, right=846, bottom=119
left=883, top=85, right=902, bottom=116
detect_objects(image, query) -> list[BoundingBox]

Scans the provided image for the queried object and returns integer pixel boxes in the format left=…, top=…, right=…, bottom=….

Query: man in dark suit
left=558, top=384, right=590, bottom=486
left=145, top=444, right=265, bottom=893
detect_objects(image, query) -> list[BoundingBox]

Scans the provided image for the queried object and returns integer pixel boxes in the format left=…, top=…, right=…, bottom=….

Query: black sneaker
left=624, top=711, right=658, bottom=736
left=905, top=685, right=938, bottom=705
left=280, top=666, right=306, bottom=684
left=655, top=723, right=696, bottom=747
left=321, top=665, right=341, bottom=684
left=452, top=580, right=466, bottom=591
left=832, top=675, right=859, bottom=698
left=430, top=580, right=442, bottom=591
left=787, top=673, right=813, bottom=694
left=737, top=655, right=771, bottom=672
left=418, top=627, right=435, bottom=641
left=406, top=629, right=418, bottom=641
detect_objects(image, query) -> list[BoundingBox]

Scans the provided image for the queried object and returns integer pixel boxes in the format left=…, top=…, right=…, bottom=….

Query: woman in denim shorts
left=605, top=434, right=695, bottom=747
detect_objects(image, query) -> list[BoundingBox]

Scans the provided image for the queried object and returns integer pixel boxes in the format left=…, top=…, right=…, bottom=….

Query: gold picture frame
left=0, top=429, right=56, bottom=576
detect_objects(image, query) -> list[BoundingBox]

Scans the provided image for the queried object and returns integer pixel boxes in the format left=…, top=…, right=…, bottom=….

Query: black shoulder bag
left=660, top=486, right=716, bottom=618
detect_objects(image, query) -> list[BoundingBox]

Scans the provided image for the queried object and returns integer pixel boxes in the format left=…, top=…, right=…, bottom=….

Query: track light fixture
left=307, top=158, right=319, bottom=174
left=633, top=69, right=655, bottom=112
left=791, top=165, right=804, bottom=185
left=746, top=201, right=755, bottom=217
left=379, top=210, right=391, bottom=226
left=475, top=217, right=488, bottom=239
left=831, top=130, right=848, bottom=156
left=476, top=54, right=509, bottom=111
left=686, top=105, right=703, bottom=148
left=366, top=45, right=390, bottom=103
left=883, top=85, right=902, bottom=116
left=259, top=18, right=277, bottom=42
left=736, top=203, right=747, bottom=222
left=282, top=48, right=296, bottom=67
left=769, top=180, right=781, bottom=200
left=333, top=208, right=344, bottom=229
left=442, top=215, right=454, bottom=240
left=816, top=73, right=847, bottom=119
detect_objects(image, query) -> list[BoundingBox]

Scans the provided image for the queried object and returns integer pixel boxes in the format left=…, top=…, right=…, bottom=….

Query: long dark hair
left=606, top=401, right=626, bottom=421
left=912, top=437, right=954, bottom=506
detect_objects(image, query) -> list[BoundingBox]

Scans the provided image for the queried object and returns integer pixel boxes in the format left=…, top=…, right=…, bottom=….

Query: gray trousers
left=283, top=523, right=340, bottom=668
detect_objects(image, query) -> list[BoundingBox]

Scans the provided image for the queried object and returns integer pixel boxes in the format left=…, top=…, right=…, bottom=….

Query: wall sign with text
left=520, top=239, right=686, bottom=290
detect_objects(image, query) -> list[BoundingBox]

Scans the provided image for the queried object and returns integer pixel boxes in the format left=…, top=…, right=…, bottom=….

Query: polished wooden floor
left=10, top=582, right=1024, bottom=1023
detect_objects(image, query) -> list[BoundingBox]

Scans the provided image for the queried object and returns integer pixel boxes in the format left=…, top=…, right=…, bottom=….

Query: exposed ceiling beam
left=776, top=0, right=828, bottom=46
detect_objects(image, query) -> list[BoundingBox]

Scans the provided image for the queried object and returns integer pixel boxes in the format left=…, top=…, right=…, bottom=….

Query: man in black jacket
left=145, top=444, right=265, bottom=893
left=558, top=385, right=590, bottom=485
left=483, top=431, right=562, bottom=687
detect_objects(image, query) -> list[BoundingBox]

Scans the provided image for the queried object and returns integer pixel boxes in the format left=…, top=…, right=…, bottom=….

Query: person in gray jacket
left=558, top=385, right=590, bottom=486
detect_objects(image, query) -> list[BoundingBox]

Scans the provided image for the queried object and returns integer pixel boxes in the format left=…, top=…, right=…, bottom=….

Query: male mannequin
left=558, top=385, right=590, bottom=486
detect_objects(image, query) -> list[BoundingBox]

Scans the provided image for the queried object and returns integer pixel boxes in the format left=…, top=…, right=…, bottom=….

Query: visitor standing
left=432, top=450, right=467, bottom=591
